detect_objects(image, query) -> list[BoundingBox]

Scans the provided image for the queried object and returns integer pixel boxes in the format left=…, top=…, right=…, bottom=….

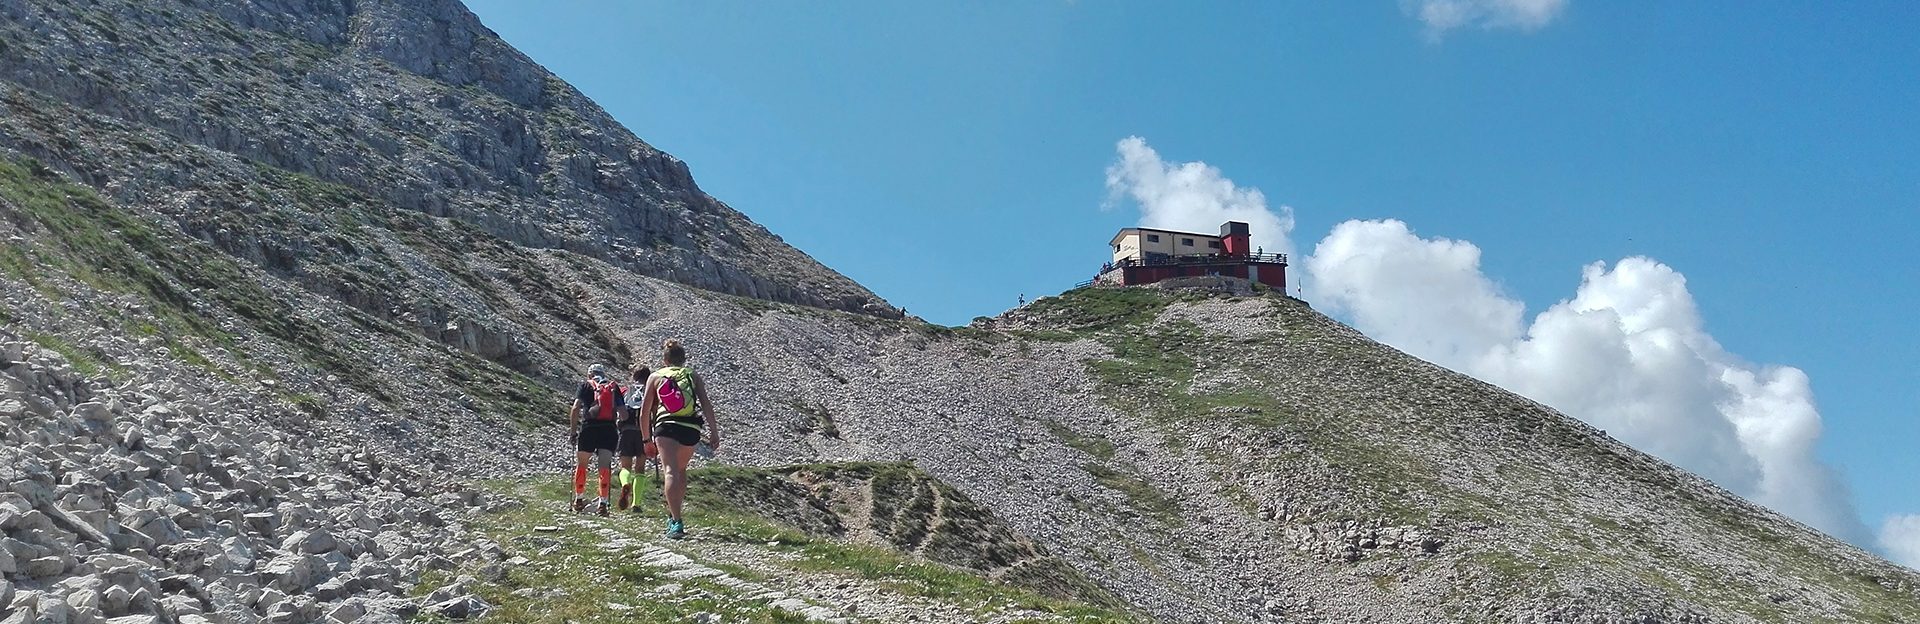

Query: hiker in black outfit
left=568, top=363, right=623, bottom=516
left=614, top=365, right=655, bottom=512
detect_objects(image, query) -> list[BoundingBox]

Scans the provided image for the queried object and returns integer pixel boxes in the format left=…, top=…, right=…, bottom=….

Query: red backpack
left=586, top=377, right=620, bottom=422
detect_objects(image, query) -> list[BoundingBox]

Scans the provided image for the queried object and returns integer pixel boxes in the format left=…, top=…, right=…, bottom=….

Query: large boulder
left=279, top=529, right=337, bottom=555
left=426, top=595, right=491, bottom=620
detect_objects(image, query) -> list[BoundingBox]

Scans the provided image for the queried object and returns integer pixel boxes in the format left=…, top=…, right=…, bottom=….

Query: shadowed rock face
left=0, top=0, right=898, bottom=319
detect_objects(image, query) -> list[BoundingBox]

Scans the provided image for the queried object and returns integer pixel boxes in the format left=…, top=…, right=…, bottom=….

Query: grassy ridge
left=440, top=471, right=1137, bottom=623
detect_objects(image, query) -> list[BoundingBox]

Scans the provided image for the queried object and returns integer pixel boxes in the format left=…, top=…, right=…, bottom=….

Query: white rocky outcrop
left=0, top=341, right=500, bottom=623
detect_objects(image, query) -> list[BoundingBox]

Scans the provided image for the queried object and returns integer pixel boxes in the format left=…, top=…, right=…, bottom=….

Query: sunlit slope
left=1001, top=285, right=1920, bottom=623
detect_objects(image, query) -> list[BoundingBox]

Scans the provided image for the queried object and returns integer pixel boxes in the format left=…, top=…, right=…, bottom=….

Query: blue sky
left=461, top=1, right=1919, bottom=560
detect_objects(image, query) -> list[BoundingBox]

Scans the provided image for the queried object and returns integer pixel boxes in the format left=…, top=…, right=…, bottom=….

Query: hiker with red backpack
left=568, top=363, right=625, bottom=516
left=614, top=365, right=656, bottom=512
left=636, top=339, right=722, bottom=539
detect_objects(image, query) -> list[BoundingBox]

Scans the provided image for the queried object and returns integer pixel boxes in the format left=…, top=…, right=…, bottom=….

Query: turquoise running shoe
left=665, top=518, right=686, bottom=540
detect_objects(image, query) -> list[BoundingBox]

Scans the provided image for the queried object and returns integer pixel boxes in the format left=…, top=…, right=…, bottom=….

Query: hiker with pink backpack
left=636, top=339, right=722, bottom=539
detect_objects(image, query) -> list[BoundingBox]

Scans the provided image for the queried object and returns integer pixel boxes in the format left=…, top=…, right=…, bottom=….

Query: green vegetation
left=0, top=157, right=388, bottom=399
left=445, top=349, right=561, bottom=429
left=252, top=162, right=360, bottom=213
left=286, top=392, right=325, bottom=418
left=790, top=402, right=841, bottom=439
left=1030, top=286, right=1499, bottom=527
left=1084, top=321, right=1202, bottom=395
left=1021, top=288, right=1189, bottom=334
left=702, top=291, right=801, bottom=318
left=1455, top=497, right=1920, bottom=624
left=452, top=472, right=1137, bottom=623
left=1082, top=463, right=1178, bottom=525
left=26, top=332, right=121, bottom=379
left=0, top=243, right=41, bottom=289
left=420, top=478, right=812, bottom=623
left=683, top=463, right=1126, bottom=611
left=1046, top=421, right=1116, bottom=460
left=1677, top=497, right=1920, bottom=623
left=17, top=157, right=534, bottom=426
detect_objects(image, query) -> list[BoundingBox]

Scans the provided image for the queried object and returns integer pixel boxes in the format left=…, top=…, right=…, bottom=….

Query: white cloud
left=1104, top=137, right=1297, bottom=258
left=1304, top=219, right=1876, bottom=545
left=1408, top=0, right=1568, bottom=37
left=1305, top=220, right=1523, bottom=368
left=1883, top=515, right=1920, bottom=570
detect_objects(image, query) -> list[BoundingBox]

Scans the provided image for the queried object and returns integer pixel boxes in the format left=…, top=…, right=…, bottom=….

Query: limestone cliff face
left=0, top=0, right=897, bottom=320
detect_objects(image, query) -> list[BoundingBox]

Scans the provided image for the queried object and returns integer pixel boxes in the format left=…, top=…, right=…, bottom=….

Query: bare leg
left=656, top=437, right=696, bottom=521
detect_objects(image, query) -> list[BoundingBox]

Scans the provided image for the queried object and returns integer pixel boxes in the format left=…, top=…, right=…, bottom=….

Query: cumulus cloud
left=1305, top=220, right=1523, bottom=369
left=1407, top=0, right=1568, bottom=37
left=1104, top=137, right=1297, bottom=258
left=1883, top=515, right=1920, bottom=570
left=1305, top=220, right=1874, bottom=544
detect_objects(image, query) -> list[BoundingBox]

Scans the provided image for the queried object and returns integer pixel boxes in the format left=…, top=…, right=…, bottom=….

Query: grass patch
left=1021, top=287, right=1183, bottom=334
left=1086, top=327, right=1199, bottom=396
left=445, top=350, right=561, bottom=429
left=1046, top=421, right=1116, bottom=460
left=790, top=402, right=841, bottom=439
left=1082, top=463, right=1178, bottom=525
left=917, top=323, right=1007, bottom=345
left=286, top=392, right=325, bottom=418
left=464, top=474, right=1137, bottom=623
left=421, top=479, right=811, bottom=623
left=0, top=243, right=42, bottom=289
left=27, top=332, right=121, bottom=379
left=166, top=338, right=225, bottom=378
left=682, top=463, right=1128, bottom=612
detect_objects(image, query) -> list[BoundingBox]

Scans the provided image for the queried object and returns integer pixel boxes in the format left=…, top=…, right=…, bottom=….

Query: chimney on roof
left=1220, top=221, right=1251, bottom=258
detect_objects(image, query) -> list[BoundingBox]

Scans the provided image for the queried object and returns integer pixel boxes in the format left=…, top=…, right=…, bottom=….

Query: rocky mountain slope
left=0, top=0, right=897, bottom=319
left=3, top=0, right=1919, bottom=623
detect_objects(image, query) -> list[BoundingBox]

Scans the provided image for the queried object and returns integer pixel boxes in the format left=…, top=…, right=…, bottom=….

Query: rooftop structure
left=1088, top=221, right=1288, bottom=289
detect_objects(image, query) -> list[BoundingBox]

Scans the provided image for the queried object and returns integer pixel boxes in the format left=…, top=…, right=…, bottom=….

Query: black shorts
left=576, top=424, right=618, bottom=453
left=617, top=428, right=650, bottom=458
left=652, top=422, right=702, bottom=447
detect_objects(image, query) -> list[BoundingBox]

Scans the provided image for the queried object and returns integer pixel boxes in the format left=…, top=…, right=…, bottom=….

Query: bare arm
left=639, top=377, right=659, bottom=439
left=568, top=398, right=581, bottom=436
left=694, top=372, right=720, bottom=447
